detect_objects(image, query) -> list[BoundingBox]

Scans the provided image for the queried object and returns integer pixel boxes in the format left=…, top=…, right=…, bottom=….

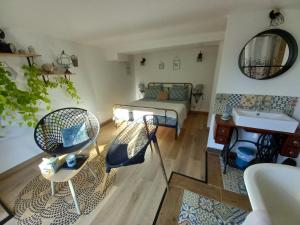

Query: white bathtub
left=244, top=163, right=300, bottom=225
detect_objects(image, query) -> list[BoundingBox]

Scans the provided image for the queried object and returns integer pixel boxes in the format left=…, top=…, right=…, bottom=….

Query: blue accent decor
left=144, top=86, right=161, bottom=99
left=169, top=86, right=187, bottom=101
left=61, top=123, right=89, bottom=148
left=235, top=147, right=256, bottom=169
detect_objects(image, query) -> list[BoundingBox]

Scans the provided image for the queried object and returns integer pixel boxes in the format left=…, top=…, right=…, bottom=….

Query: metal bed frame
left=113, top=82, right=193, bottom=139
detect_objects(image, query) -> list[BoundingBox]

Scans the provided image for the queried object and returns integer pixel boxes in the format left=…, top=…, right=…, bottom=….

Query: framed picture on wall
left=173, top=58, right=181, bottom=71
left=158, top=62, right=165, bottom=70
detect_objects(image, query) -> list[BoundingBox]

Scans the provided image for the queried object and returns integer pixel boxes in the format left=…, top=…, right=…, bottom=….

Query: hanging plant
left=0, top=63, right=80, bottom=128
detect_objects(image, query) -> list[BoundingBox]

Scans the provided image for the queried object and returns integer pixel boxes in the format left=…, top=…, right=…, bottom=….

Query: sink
left=232, top=108, right=299, bottom=133
left=244, top=164, right=300, bottom=225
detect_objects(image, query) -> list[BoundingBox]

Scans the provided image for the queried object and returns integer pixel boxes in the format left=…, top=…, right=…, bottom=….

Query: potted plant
left=0, top=62, right=79, bottom=133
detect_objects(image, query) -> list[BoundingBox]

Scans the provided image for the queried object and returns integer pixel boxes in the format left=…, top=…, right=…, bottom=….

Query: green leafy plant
left=0, top=63, right=80, bottom=128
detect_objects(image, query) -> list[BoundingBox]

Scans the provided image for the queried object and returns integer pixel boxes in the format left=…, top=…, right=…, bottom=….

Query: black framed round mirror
left=239, top=29, right=298, bottom=80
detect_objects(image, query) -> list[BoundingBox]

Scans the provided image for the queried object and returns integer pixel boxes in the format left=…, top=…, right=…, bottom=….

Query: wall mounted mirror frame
left=239, top=29, right=298, bottom=80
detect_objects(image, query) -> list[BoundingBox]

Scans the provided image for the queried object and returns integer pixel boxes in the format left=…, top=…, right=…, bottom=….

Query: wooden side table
left=41, top=156, right=96, bottom=215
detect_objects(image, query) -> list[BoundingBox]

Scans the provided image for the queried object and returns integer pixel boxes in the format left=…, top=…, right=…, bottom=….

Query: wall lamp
left=197, top=51, right=203, bottom=62
left=138, top=82, right=145, bottom=93
left=140, top=57, right=146, bottom=66
left=269, top=8, right=284, bottom=26
left=192, top=84, right=204, bottom=103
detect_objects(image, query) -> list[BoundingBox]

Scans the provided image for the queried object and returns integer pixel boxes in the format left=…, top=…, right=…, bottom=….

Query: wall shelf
left=0, top=52, right=41, bottom=66
left=0, top=52, right=41, bottom=58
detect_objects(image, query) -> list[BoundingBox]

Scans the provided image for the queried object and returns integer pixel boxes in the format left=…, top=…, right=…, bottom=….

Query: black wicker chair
left=34, top=107, right=100, bottom=156
left=100, top=115, right=168, bottom=193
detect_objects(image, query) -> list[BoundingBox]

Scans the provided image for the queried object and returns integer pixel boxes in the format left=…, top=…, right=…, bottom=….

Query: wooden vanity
left=214, top=114, right=300, bottom=158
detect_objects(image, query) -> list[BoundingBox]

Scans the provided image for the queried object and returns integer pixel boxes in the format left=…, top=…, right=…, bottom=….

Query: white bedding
left=113, top=99, right=187, bottom=129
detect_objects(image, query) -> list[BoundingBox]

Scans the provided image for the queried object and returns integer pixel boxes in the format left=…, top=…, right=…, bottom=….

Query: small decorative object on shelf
left=57, top=50, right=73, bottom=74
left=192, top=84, right=203, bottom=103
left=28, top=45, right=36, bottom=54
left=0, top=29, right=17, bottom=53
left=71, top=55, right=78, bottom=67
left=41, top=63, right=57, bottom=74
left=18, top=49, right=26, bottom=54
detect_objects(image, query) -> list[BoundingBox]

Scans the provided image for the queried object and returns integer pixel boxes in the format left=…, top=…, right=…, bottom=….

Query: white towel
left=243, top=210, right=273, bottom=225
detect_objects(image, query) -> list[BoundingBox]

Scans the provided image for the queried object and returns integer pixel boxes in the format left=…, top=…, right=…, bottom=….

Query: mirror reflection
left=239, top=29, right=297, bottom=80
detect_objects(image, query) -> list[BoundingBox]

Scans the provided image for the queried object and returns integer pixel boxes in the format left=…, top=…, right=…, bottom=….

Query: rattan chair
left=100, top=115, right=168, bottom=192
left=34, top=107, right=100, bottom=156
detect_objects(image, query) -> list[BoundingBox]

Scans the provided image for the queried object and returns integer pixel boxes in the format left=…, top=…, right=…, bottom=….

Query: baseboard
left=207, top=147, right=222, bottom=155
left=190, top=111, right=209, bottom=115
left=100, top=118, right=112, bottom=127
left=0, top=152, right=47, bottom=180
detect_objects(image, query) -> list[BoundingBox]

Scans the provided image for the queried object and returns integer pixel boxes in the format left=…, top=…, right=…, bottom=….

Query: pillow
left=157, top=91, right=168, bottom=101
left=169, top=86, right=188, bottom=101
left=61, top=123, right=89, bottom=147
left=144, top=86, right=161, bottom=99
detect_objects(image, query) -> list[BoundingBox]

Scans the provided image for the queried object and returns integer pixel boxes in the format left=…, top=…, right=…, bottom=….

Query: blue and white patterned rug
left=220, top=158, right=247, bottom=195
left=178, top=190, right=248, bottom=225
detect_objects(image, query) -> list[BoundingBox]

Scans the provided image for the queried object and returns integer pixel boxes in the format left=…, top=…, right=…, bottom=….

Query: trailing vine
left=0, top=63, right=80, bottom=128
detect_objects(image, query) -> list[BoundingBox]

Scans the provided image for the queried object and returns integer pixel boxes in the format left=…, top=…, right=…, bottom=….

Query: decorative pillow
left=157, top=91, right=168, bottom=101
left=61, top=123, right=89, bottom=147
left=144, top=86, right=161, bottom=99
left=169, top=86, right=188, bottom=101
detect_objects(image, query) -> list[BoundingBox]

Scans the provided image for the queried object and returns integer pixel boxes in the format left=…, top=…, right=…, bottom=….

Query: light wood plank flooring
left=0, top=112, right=208, bottom=225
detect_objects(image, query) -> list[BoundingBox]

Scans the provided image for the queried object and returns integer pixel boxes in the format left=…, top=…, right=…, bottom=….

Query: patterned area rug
left=178, top=190, right=248, bottom=225
left=220, top=157, right=247, bottom=195
left=14, top=152, right=115, bottom=225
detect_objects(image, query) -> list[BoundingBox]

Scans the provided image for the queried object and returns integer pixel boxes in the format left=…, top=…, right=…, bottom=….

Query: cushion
left=157, top=91, right=168, bottom=101
left=106, top=144, right=129, bottom=165
left=169, top=86, right=188, bottom=101
left=61, top=123, right=90, bottom=147
left=144, top=86, right=161, bottom=99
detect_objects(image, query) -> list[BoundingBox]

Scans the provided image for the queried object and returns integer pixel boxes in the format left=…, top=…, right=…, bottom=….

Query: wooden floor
left=155, top=152, right=251, bottom=225
left=0, top=112, right=212, bottom=225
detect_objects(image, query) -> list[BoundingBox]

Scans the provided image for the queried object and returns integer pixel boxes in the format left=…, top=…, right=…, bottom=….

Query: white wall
left=0, top=28, right=135, bottom=173
left=207, top=9, right=300, bottom=151
left=217, top=9, right=300, bottom=119
left=133, top=46, right=219, bottom=112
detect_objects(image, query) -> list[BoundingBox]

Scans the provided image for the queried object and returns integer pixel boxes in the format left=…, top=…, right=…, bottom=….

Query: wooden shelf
left=40, top=72, right=75, bottom=76
left=0, top=52, right=41, bottom=58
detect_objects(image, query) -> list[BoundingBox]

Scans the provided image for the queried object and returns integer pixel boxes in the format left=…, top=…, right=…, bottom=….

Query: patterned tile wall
left=214, top=93, right=298, bottom=116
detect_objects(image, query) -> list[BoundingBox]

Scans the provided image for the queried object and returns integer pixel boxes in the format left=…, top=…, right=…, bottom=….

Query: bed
left=113, top=82, right=193, bottom=139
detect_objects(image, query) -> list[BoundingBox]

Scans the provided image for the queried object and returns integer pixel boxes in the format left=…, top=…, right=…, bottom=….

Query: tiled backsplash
left=214, top=93, right=298, bottom=116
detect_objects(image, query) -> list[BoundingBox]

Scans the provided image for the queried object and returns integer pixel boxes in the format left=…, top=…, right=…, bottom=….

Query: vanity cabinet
left=214, top=116, right=233, bottom=145
left=281, top=135, right=300, bottom=158
left=214, top=114, right=300, bottom=158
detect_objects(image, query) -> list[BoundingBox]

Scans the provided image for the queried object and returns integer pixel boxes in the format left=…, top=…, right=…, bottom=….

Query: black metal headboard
left=148, top=82, right=193, bottom=104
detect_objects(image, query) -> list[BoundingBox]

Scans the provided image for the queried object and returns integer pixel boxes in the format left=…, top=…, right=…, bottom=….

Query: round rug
left=14, top=152, right=115, bottom=225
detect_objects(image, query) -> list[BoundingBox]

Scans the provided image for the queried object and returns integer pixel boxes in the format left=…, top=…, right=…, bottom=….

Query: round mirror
left=239, top=29, right=298, bottom=80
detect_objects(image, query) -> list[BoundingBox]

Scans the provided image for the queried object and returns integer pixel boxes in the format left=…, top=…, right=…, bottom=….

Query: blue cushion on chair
left=106, top=144, right=129, bottom=165
left=61, top=123, right=89, bottom=147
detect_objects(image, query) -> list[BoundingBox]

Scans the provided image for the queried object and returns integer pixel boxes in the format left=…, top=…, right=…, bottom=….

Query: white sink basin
left=244, top=164, right=300, bottom=225
left=232, top=108, right=299, bottom=133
